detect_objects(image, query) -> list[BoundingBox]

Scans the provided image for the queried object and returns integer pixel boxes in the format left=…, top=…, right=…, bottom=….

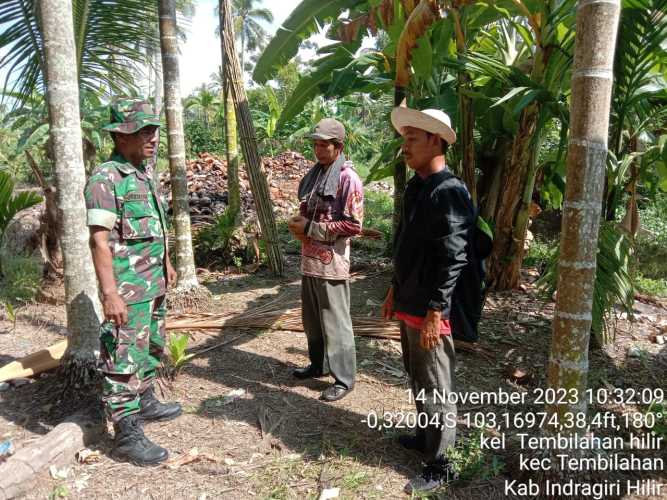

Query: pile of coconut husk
left=159, top=151, right=313, bottom=226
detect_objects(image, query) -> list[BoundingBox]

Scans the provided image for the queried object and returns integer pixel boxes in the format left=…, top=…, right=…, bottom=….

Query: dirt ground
left=1, top=249, right=666, bottom=499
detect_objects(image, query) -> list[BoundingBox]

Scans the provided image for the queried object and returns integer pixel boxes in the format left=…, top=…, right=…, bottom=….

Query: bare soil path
left=1, top=258, right=665, bottom=499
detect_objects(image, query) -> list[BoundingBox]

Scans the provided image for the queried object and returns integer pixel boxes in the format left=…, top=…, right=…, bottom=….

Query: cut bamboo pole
left=220, top=0, right=283, bottom=275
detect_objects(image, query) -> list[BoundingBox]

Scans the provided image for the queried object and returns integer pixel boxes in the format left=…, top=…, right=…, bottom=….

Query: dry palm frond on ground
left=166, top=303, right=494, bottom=360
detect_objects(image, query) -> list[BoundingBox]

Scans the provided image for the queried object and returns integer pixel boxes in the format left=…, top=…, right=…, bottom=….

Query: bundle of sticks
left=166, top=300, right=494, bottom=360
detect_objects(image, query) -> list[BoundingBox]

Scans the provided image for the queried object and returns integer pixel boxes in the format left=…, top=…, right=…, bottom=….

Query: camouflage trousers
left=100, top=295, right=166, bottom=423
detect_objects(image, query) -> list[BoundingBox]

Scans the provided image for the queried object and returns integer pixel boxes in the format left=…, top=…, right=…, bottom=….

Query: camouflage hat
left=102, top=98, right=161, bottom=134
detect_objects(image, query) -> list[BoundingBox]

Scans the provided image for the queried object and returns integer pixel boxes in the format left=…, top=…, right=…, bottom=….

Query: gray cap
left=310, top=118, right=345, bottom=142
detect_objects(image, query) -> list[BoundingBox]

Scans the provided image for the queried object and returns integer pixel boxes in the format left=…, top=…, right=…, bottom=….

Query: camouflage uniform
left=85, top=100, right=168, bottom=423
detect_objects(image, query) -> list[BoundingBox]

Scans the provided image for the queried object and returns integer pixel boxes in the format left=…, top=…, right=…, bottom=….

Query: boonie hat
left=103, top=98, right=161, bottom=134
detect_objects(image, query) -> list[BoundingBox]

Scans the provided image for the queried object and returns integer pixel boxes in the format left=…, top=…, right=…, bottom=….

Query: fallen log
left=0, top=340, right=67, bottom=383
left=0, top=414, right=103, bottom=500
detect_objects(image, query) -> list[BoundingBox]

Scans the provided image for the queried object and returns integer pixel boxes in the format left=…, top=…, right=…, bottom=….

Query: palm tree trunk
left=392, top=86, right=407, bottom=245
left=219, top=2, right=240, bottom=222
left=25, top=150, right=62, bottom=276
left=39, top=0, right=103, bottom=387
left=221, top=0, right=283, bottom=275
left=544, top=0, right=620, bottom=479
left=224, top=81, right=241, bottom=221
left=451, top=7, right=476, bottom=204
left=158, top=0, right=211, bottom=308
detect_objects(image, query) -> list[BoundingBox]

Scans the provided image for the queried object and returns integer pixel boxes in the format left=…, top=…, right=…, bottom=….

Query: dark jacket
left=392, top=168, right=484, bottom=342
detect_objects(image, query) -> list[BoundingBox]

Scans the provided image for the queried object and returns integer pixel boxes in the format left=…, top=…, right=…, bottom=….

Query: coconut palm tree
left=38, top=0, right=104, bottom=386
left=185, top=85, right=220, bottom=128
left=159, top=0, right=212, bottom=309
left=544, top=0, right=620, bottom=473
left=0, top=0, right=159, bottom=106
left=232, top=0, right=273, bottom=74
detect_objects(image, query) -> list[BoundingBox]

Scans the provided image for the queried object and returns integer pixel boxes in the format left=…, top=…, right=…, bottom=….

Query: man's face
left=118, top=126, right=159, bottom=161
left=401, top=126, right=437, bottom=171
left=313, top=139, right=340, bottom=166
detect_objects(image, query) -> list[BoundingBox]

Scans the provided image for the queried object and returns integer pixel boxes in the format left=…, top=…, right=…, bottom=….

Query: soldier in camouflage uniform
left=85, top=99, right=182, bottom=466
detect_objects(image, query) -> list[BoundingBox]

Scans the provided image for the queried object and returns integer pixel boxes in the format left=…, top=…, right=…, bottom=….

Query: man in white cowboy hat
left=382, top=105, right=479, bottom=493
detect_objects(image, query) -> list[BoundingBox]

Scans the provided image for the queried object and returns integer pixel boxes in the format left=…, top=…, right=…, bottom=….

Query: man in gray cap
left=288, top=118, right=364, bottom=402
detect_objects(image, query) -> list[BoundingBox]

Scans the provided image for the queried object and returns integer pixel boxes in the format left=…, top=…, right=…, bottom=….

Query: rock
left=0, top=382, right=9, bottom=392
left=627, top=346, right=643, bottom=358
left=2, top=204, right=43, bottom=257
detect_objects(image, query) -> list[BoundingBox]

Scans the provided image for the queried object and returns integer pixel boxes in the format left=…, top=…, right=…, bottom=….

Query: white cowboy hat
left=391, top=106, right=457, bottom=145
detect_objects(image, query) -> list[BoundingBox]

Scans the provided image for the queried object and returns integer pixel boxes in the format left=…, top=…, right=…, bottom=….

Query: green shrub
left=184, top=120, right=224, bottom=157
left=523, top=237, right=557, bottom=269
left=194, top=211, right=254, bottom=268
left=446, top=429, right=504, bottom=481
left=0, top=253, right=42, bottom=303
left=363, top=189, right=393, bottom=242
left=635, top=273, right=667, bottom=297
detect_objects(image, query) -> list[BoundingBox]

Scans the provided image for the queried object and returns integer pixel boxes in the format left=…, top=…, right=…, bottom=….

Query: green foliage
left=275, top=41, right=362, bottom=130
left=0, top=0, right=158, bottom=106
left=184, top=119, right=225, bottom=157
left=194, top=210, right=251, bottom=268
left=166, top=333, right=195, bottom=372
left=252, top=0, right=365, bottom=83
left=0, top=254, right=42, bottom=304
left=523, top=237, right=556, bottom=270
left=363, top=190, right=393, bottom=242
left=446, top=429, right=504, bottom=481
left=645, top=401, right=667, bottom=439
left=635, top=274, right=667, bottom=297
left=633, top=194, right=667, bottom=296
left=0, top=171, right=42, bottom=255
left=538, top=224, right=635, bottom=345
left=2, top=301, right=17, bottom=330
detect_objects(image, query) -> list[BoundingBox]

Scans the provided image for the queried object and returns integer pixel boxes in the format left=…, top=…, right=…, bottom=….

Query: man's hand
left=420, top=309, right=442, bottom=351
left=166, top=258, right=178, bottom=287
left=103, top=292, right=128, bottom=326
left=381, top=286, right=394, bottom=320
left=288, top=216, right=308, bottom=237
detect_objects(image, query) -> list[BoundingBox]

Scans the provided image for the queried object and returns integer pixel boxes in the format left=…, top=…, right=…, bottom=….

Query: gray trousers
left=400, top=322, right=457, bottom=463
left=301, top=276, right=356, bottom=389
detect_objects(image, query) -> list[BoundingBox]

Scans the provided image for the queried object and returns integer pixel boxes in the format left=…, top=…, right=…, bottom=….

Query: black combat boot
left=139, top=387, right=182, bottom=422
left=111, top=414, right=168, bottom=466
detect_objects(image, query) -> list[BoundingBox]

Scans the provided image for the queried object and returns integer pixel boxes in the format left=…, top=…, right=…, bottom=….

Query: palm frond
left=538, top=223, right=635, bottom=346
left=0, top=0, right=158, bottom=107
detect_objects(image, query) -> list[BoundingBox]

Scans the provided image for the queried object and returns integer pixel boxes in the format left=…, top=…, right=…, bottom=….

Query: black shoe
left=404, top=460, right=459, bottom=494
left=139, top=387, right=182, bottom=422
left=292, top=365, right=325, bottom=380
left=111, top=414, right=168, bottom=466
left=320, top=384, right=352, bottom=402
left=397, top=434, right=426, bottom=453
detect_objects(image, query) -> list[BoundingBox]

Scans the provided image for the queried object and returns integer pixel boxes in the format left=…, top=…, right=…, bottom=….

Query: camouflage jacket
left=85, top=153, right=168, bottom=304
